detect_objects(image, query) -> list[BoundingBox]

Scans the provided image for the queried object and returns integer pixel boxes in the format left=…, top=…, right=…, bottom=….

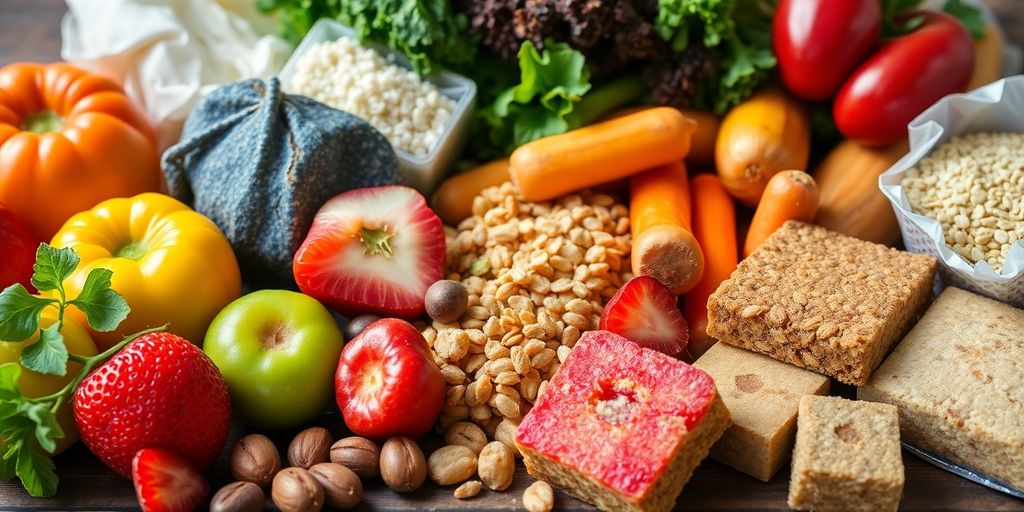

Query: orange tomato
left=0, top=62, right=161, bottom=240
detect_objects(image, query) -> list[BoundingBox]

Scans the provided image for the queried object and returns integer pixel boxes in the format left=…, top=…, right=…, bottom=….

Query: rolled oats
left=902, top=132, right=1024, bottom=271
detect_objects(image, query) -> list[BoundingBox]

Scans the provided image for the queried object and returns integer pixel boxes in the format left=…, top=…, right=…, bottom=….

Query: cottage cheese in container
left=289, top=38, right=455, bottom=156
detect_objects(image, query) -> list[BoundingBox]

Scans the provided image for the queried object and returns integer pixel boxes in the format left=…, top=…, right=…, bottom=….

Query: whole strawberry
left=73, top=332, right=231, bottom=478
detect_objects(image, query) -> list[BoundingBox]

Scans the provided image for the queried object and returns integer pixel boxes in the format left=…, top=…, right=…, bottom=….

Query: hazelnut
left=343, top=314, right=380, bottom=341
left=230, top=434, right=281, bottom=487
left=210, top=481, right=264, bottom=512
left=330, top=436, right=380, bottom=479
left=272, top=467, right=324, bottom=512
left=425, top=280, right=469, bottom=323
left=309, top=462, right=362, bottom=509
left=379, top=436, right=427, bottom=493
left=288, top=427, right=332, bottom=469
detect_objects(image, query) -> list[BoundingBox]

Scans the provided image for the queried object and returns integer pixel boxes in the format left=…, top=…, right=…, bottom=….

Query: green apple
left=204, top=290, right=343, bottom=429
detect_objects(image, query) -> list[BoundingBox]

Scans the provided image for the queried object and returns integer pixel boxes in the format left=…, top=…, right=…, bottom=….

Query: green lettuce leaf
left=655, top=0, right=776, bottom=114
left=485, top=41, right=592, bottom=154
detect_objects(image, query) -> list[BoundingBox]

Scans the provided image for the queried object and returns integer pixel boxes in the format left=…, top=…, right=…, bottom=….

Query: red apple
left=335, top=318, right=444, bottom=439
left=0, top=204, right=39, bottom=292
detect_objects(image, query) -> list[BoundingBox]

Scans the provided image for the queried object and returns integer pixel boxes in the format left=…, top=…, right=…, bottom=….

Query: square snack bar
left=515, top=331, right=730, bottom=512
left=693, top=343, right=829, bottom=481
left=788, top=395, right=904, bottom=512
left=707, top=221, right=937, bottom=385
left=859, top=287, right=1024, bottom=490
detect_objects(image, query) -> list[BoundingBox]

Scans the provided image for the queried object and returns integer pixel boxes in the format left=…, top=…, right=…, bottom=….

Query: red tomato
left=773, top=0, right=881, bottom=101
left=834, top=12, right=975, bottom=146
left=335, top=318, right=444, bottom=440
left=0, top=204, right=39, bottom=291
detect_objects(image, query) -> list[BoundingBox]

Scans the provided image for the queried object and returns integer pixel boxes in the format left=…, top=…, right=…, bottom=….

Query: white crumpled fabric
left=61, top=0, right=292, bottom=150
left=881, top=77, right=1024, bottom=307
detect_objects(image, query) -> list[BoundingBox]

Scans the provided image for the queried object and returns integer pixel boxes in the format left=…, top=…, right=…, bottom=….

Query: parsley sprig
left=0, top=244, right=166, bottom=497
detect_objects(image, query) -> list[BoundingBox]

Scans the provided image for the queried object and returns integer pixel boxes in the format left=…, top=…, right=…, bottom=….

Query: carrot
left=601, top=107, right=719, bottom=167
left=511, top=107, right=696, bottom=202
left=630, top=161, right=705, bottom=295
left=431, top=159, right=510, bottom=226
left=679, top=109, right=720, bottom=167
left=743, top=170, right=819, bottom=257
left=683, top=174, right=737, bottom=359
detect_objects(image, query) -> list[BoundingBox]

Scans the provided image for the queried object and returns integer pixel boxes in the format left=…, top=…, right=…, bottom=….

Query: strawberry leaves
left=68, top=268, right=130, bottom=333
left=21, top=325, right=69, bottom=378
left=0, top=286, right=55, bottom=342
left=30, top=245, right=79, bottom=295
left=0, top=244, right=130, bottom=376
left=0, top=363, right=61, bottom=497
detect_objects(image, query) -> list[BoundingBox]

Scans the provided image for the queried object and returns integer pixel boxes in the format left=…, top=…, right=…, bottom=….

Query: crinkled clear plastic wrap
left=880, top=77, right=1024, bottom=307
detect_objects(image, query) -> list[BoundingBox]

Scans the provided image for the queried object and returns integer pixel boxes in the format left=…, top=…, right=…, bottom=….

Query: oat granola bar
left=707, top=221, right=937, bottom=385
left=858, top=287, right=1024, bottom=490
left=788, top=395, right=904, bottom=512
left=515, top=331, right=730, bottom=512
left=693, top=343, right=829, bottom=481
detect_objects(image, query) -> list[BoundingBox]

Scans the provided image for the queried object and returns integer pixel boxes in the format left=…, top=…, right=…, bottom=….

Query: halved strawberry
left=599, top=276, right=689, bottom=358
left=293, top=186, right=445, bottom=319
left=132, top=448, right=209, bottom=512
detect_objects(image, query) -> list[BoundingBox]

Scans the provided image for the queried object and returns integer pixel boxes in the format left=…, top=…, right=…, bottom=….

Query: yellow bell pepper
left=0, top=312, right=97, bottom=455
left=52, top=193, right=241, bottom=350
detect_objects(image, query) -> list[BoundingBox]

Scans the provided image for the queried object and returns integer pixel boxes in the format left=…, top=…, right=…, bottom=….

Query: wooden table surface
left=2, top=1, right=1023, bottom=510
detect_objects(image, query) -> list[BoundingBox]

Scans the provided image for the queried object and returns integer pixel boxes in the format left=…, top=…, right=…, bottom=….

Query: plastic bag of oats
left=880, top=76, right=1024, bottom=307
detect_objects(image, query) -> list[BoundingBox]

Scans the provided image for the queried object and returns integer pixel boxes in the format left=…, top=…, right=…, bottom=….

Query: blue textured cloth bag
left=163, top=77, right=401, bottom=282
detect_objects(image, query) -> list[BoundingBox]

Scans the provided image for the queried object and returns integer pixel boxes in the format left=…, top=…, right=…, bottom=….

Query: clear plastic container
left=279, top=19, right=476, bottom=194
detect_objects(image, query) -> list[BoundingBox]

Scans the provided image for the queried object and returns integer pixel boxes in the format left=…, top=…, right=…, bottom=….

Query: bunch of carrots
left=432, top=104, right=820, bottom=359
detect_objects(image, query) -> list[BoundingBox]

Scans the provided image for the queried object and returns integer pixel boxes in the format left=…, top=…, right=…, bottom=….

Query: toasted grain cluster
left=418, top=182, right=631, bottom=482
left=902, top=132, right=1024, bottom=271
left=707, top=221, right=936, bottom=386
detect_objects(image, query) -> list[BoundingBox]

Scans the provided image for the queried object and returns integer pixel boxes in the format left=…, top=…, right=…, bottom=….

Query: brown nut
left=478, top=441, right=515, bottom=491
left=230, top=434, right=281, bottom=487
left=445, top=422, right=488, bottom=454
left=453, top=480, right=483, bottom=499
left=379, top=436, right=427, bottom=493
left=288, top=427, right=332, bottom=469
left=523, top=480, right=554, bottom=512
left=309, top=462, right=362, bottom=509
left=210, top=481, right=264, bottom=512
left=272, top=467, right=324, bottom=512
left=330, top=436, right=380, bottom=479
left=344, top=314, right=380, bottom=341
left=428, top=445, right=478, bottom=486
left=425, top=280, right=469, bottom=323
